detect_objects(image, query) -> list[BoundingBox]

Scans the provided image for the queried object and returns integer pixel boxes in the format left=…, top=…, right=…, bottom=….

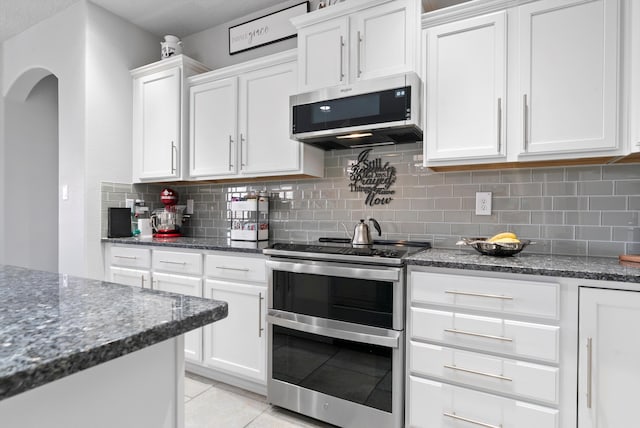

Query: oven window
left=272, top=271, right=394, bottom=329
left=272, top=325, right=393, bottom=413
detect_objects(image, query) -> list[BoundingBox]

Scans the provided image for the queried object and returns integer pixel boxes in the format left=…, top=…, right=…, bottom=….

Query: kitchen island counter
left=406, top=248, right=640, bottom=284
left=0, top=264, right=227, bottom=427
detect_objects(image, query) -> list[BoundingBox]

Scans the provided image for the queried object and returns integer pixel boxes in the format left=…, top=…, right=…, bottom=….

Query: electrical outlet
left=186, top=199, right=194, bottom=215
left=125, top=199, right=134, bottom=211
left=475, top=192, right=492, bottom=216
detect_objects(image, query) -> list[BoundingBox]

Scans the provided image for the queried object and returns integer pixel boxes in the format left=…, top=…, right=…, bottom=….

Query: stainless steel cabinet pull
left=497, top=97, right=502, bottom=152
left=444, top=364, right=512, bottom=381
left=228, top=135, right=234, bottom=171
left=215, top=266, right=250, bottom=272
left=141, top=275, right=145, bottom=288
left=258, top=292, right=264, bottom=338
left=444, top=328, right=513, bottom=342
left=443, top=412, right=501, bottom=428
left=587, top=337, right=593, bottom=408
left=357, top=31, right=362, bottom=78
left=339, top=36, right=345, bottom=82
left=240, top=133, right=246, bottom=168
left=523, top=94, right=529, bottom=151
left=114, top=255, right=137, bottom=260
left=171, top=141, right=177, bottom=174
left=445, top=290, right=513, bottom=300
left=159, top=260, right=186, bottom=265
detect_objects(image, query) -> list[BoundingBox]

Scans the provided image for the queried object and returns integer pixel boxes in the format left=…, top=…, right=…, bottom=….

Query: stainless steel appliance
left=351, top=218, right=381, bottom=246
left=290, top=73, right=423, bottom=149
left=263, top=240, right=430, bottom=428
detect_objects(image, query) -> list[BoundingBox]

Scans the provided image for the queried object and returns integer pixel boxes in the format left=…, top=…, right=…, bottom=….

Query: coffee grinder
left=151, top=188, right=186, bottom=238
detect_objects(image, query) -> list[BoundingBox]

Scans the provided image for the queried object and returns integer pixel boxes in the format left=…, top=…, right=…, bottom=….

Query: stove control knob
left=323, top=402, right=329, bottom=411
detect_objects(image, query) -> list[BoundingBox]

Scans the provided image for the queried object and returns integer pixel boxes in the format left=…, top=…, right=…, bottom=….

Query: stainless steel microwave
left=290, top=72, right=423, bottom=150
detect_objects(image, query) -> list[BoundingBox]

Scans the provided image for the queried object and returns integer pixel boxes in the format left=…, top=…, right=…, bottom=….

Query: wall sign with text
left=229, top=2, right=309, bottom=55
left=349, top=149, right=397, bottom=206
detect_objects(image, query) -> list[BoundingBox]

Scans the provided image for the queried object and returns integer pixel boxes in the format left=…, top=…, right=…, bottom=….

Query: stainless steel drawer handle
left=339, top=36, right=345, bottom=81
left=443, top=412, right=501, bottom=428
left=114, top=255, right=137, bottom=260
left=159, top=260, right=187, bottom=265
left=215, top=266, right=250, bottom=272
left=444, top=364, right=512, bottom=382
left=258, top=292, right=264, bottom=338
left=587, top=337, right=593, bottom=408
left=444, top=328, right=513, bottom=342
left=445, top=290, right=513, bottom=300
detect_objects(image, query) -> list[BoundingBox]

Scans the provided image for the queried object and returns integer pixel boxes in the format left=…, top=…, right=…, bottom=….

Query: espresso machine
left=151, top=188, right=187, bottom=238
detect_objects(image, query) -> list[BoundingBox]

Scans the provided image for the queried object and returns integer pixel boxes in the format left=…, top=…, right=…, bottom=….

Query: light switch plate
left=476, top=192, right=492, bottom=215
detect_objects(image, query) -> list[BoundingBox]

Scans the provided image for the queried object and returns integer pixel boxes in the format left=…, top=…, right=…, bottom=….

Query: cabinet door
left=189, top=77, right=238, bottom=178
left=134, top=67, right=181, bottom=180
left=424, top=12, right=506, bottom=162
left=203, top=280, right=266, bottom=383
left=109, top=266, right=150, bottom=289
left=238, top=61, right=300, bottom=175
left=153, top=272, right=203, bottom=363
left=297, top=18, right=348, bottom=92
left=352, top=0, right=414, bottom=81
left=518, top=0, right=619, bottom=156
left=578, top=287, right=640, bottom=428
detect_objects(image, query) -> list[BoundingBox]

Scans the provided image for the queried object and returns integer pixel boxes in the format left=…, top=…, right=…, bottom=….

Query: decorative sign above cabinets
left=229, top=2, right=309, bottom=55
left=349, top=149, right=397, bottom=206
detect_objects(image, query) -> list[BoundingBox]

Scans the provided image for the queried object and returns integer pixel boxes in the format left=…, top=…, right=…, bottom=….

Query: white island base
left=0, top=336, right=185, bottom=428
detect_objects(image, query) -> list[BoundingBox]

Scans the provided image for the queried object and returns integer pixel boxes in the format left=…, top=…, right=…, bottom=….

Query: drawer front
left=109, top=267, right=150, bottom=289
left=109, top=246, right=151, bottom=268
left=409, top=342, right=559, bottom=404
left=409, top=376, right=559, bottom=428
left=205, top=254, right=266, bottom=283
left=411, top=308, right=559, bottom=363
left=153, top=250, right=203, bottom=275
left=411, top=271, right=559, bottom=319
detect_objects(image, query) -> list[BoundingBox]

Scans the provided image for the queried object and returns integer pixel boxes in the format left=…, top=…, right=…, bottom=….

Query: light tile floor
left=184, top=373, right=336, bottom=428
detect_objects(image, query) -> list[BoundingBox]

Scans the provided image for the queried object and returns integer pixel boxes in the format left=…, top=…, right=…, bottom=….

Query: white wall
left=84, top=2, right=158, bottom=278
left=4, top=76, right=59, bottom=272
left=183, top=0, right=322, bottom=69
left=0, top=43, right=5, bottom=265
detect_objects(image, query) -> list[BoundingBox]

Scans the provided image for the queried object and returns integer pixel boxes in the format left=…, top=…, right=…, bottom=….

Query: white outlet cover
left=475, top=192, right=492, bottom=216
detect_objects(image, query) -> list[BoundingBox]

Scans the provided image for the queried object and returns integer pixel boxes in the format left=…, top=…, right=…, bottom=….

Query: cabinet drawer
left=411, top=308, right=559, bottom=363
left=109, top=246, right=151, bottom=269
left=410, top=342, right=559, bottom=404
left=108, top=267, right=150, bottom=289
left=205, top=254, right=266, bottom=283
left=411, top=271, right=559, bottom=319
left=153, top=250, right=203, bottom=275
left=409, top=376, right=559, bottom=428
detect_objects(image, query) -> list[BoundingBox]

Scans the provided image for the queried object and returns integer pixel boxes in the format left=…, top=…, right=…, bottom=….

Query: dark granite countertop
left=0, top=265, right=228, bottom=401
left=405, top=248, right=640, bottom=284
left=101, top=236, right=268, bottom=254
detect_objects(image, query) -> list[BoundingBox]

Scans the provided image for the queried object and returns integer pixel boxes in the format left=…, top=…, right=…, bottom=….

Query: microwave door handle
left=267, top=312, right=399, bottom=348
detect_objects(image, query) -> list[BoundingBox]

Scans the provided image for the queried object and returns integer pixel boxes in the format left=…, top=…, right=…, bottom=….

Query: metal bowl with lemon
left=457, top=232, right=532, bottom=257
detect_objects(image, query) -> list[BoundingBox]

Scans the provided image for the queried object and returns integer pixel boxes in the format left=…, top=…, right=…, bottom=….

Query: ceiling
left=0, top=0, right=471, bottom=44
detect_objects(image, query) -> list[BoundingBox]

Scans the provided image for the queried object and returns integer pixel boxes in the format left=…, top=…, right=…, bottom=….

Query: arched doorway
left=4, top=69, right=59, bottom=272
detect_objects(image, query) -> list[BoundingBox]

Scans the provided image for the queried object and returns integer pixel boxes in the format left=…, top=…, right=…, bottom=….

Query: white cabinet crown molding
left=131, top=54, right=210, bottom=78
left=291, top=0, right=398, bottom=28
left=422, top=0, right=539, bottom=28
left=187, top=50, right=297, bottom=86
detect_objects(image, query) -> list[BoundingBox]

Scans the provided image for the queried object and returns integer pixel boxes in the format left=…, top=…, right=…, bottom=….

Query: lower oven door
left=267, top=310, right=404, bottom=428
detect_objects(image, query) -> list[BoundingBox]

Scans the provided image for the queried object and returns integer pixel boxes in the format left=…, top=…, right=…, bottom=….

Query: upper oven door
left=266, top=258, right=405, bottom=331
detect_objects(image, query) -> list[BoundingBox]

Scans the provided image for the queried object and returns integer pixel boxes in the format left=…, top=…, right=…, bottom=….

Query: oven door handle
left=265, top=259, right=401, bottom=282
left=267, top=310, right=400, bottom=348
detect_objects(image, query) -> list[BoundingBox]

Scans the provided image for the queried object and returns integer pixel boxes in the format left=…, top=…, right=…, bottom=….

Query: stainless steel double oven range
left=263, top=240, right=429, bottom=428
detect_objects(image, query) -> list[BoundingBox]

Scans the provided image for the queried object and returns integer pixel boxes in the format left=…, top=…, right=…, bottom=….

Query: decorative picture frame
left=229, top=1, right=309, bottom=55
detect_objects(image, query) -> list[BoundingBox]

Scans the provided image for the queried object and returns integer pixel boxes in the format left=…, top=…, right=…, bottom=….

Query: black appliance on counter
left=263, top=239, right=430, bottom=428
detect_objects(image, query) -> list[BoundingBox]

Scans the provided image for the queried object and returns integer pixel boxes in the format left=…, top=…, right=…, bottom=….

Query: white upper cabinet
left=189, top=77, right=238, bottom=178
left=131, top=55, right=210, bottom=182
left=518, top=0, right=620, bottom=157
left=187, top=50, right=324, bottom=180
left=424, top=11, right=507, bottom=162
left=293, top=0, right=420, bottom=92
left=630, top=1, right=640, bottom=152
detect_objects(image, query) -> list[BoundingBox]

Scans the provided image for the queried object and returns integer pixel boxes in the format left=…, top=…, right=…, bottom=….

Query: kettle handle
left=369, top=218, right=381, bottom=236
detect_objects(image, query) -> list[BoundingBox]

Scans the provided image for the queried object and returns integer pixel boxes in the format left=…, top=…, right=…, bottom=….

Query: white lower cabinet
left=409, top=376, right=559, bottom=428
left=578, top=287, right=640, bottom=428
left=153, top=272, right=203, bottom=363
left=203, top=279, right=266, bottom=382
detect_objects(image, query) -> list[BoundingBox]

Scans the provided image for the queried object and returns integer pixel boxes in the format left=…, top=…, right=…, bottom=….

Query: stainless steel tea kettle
left=352, top=218, right=382, bottom=246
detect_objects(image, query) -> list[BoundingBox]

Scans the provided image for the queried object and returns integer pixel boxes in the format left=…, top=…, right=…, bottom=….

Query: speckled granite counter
left=405, top=248, right=640, bottom=284
left=102, top=236, right=268, bottom=254
left=0, top=265, right=228, bottom=401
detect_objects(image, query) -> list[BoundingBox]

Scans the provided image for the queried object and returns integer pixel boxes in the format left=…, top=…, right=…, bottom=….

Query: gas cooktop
left=263, top=239, right=431, bottom=266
